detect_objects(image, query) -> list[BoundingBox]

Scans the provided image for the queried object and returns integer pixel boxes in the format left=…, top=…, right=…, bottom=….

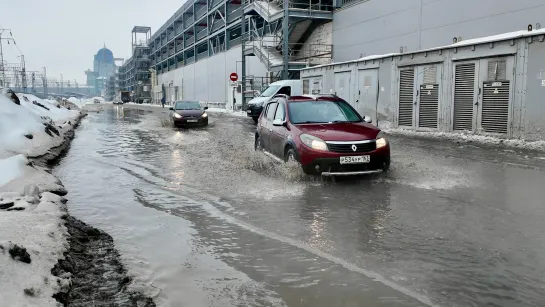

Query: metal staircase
left=240, top=0, right=334, bottom=107
left=241, top=0, right=334, bottom=98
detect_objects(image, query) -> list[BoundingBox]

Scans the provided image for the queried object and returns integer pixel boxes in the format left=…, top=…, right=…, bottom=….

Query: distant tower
left=85, top=45, right=116, bottom=95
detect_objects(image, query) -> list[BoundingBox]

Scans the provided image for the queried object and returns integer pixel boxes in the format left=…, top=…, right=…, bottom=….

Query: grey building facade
left=333, top=0, right=545, bottom=61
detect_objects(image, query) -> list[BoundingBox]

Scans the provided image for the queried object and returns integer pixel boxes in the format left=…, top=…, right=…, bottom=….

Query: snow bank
left=0, top=155, right=28, bottom=187
left=0, top=154, right=70, bottom=306
left=0, top=90, right=81, bottom=306
left=384, top=128, right=545, bottom=151
left=0, top=93, right=80, bottom=159
left=206, top=107, right=248, bottom=118
left=0, top=189, right=70, bottom=307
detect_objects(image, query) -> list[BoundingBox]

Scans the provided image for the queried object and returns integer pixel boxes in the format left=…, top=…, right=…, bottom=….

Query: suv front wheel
left=284, top=147, right=297, bottom=163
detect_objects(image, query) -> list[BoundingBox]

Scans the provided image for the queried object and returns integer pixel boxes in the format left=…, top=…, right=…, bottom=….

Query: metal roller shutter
left=419, top=84, right=439, bottom=128
left=453, top=63, right=476, bottom=131
left=398, top=69, right=414, bottom=126
left=481, top=81, right=509, bottom=134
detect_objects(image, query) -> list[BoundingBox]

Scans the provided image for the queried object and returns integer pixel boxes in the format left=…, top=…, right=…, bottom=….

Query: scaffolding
left=118, top=26, right=152, bottom=103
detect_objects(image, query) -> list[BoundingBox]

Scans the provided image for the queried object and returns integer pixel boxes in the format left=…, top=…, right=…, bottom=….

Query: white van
left=246, top=80, right=302, bottom=123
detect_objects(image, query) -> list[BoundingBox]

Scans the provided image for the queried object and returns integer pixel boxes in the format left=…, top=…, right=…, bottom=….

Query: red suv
left=254, top=95, right=390, bottom=176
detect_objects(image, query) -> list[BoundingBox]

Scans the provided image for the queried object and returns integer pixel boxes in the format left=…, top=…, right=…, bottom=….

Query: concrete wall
left=157, top=46, right=267, bottom=103
left=299, top=22, right=333, bottom=66
left=301, top=34, right=545, bottom=140
left=333, top=0, right=545, bottom=61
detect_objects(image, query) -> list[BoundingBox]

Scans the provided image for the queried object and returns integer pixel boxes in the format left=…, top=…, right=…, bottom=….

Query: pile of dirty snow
left=0, top=93, right=80, bottom=159
left=0, top=91, right=80, bottom=306
left=384, top=128, right=545, bottom=151
left=0, top=155, right=71, bottom=306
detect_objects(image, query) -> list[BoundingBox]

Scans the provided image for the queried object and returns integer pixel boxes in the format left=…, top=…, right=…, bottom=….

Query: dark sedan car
left=169, top=101, right=209, bottom=127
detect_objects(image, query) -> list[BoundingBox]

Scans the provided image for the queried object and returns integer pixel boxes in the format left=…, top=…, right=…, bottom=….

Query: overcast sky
left=0, top=0, right=185, bottom=82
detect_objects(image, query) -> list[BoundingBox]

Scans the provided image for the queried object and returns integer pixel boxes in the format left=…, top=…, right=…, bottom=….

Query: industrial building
left=119, top=0, right=545, bottom=139
left=117, top=27, right=153, bottom=103
left=128, top=0, right=545, bottom=106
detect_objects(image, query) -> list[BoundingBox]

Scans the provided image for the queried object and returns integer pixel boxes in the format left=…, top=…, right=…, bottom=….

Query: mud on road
left=31, top=110, right=156, bottom=307
left=52, top=215, right=155, bottom=307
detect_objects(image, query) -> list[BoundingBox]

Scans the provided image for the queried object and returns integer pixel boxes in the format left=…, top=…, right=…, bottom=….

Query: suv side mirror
left=169, top=107, right=174, bottom=110
left=363, top=116, right=372, bottom=124
left=272, top=119, right=285, bottom=127
left=204, top=106, right=208, bottom=110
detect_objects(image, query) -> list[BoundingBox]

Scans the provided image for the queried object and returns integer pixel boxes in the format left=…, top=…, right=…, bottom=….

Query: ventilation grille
left=487, top=59, right=507, bottom=81
left=423, top=66, right=437, bottom=84
left=482, top=81, right=509, bottom=134
left=398, top=69, right=414, bottom=126
left=419, top=84, right=439, bottom=128
left=453, top=63, right=476, bottom=131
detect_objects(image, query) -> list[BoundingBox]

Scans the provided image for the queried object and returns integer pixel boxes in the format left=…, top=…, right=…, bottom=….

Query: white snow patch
left=206, top=107, right=248, bottom=118
left=0, top=93, right=80, bottom=159
left=384, top=128, right=545, bottom=151
left=0, top=191, right=70, bottom=307
left=0, top=155, right=28, bottom=187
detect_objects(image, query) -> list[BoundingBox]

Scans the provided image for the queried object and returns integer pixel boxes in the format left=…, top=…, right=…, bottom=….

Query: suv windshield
left=288, top=100, right=362, bottom=124
left=174, top=101, right=201, bottom=110
left=260, top=85, right=280, bottom=97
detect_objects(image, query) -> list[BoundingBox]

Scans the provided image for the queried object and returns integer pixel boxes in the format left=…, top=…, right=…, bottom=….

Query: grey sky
left=0, top=0, right=185, bottom=82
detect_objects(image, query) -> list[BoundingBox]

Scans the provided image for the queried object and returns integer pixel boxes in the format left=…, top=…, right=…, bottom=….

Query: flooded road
left=54, top=104, right=545, bottom=307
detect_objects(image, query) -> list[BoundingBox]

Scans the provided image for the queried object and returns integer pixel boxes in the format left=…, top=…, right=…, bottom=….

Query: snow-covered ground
left=0, top=93, right=80, bottom=159
left=206, top=107, right=248, bottom=118
left=384, top=127, right=545, bottom=152
left=0, top=91, right=81, bottom=306
left=67, top=96, right=108, bottom=108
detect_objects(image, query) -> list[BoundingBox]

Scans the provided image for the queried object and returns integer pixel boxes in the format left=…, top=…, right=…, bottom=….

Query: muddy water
left=54, top=105, right=545, bottom=307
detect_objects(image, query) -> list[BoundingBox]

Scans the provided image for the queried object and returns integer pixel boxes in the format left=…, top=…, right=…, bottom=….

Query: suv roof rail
left=312, top=93, right=339, bottom=97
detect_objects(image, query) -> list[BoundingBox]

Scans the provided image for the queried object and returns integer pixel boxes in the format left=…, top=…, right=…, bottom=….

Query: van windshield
left=260, top=85, right=280, bottom=97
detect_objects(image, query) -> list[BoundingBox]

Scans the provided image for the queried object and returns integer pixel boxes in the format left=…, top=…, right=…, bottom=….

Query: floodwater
left=54, top=104, right=545, bottom=307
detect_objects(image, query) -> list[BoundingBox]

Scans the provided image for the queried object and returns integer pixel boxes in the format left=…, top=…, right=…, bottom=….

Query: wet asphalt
left=54, top=104, right=545, bottom=307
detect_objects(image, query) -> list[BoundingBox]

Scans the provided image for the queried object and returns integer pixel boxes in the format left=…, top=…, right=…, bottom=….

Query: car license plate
left=187, top=119, right=198, bottom=123
left=247, top=110, right=252, bottom=114
left=340, top=155, right=370, bottom=164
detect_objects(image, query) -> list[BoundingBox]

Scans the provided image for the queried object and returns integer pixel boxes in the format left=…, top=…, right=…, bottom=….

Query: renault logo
left=351, top=144, right=357, bottom=152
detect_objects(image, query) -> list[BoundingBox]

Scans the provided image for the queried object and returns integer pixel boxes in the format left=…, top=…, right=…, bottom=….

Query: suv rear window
left=288, top=100, right=361, bottom=124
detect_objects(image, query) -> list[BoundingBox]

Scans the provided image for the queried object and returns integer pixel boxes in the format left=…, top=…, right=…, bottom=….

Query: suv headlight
left=201, top=112, right=208, bottom=118
left=300, top=134, right=328, bottom=151
left=174, top=113, right=182, bottom=118
left=376, top=131, right=388, bottom=149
